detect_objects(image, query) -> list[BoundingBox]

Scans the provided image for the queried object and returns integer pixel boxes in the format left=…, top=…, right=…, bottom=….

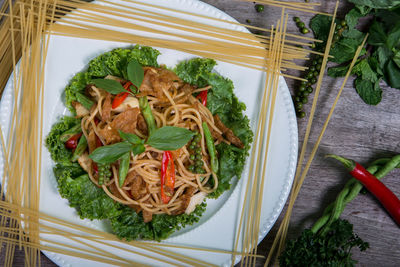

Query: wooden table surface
left=1, top=0, right=399, bottom=266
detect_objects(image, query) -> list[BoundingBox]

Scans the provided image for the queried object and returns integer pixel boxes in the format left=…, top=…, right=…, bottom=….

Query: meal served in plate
left=46, top=45, right=253, bottom=240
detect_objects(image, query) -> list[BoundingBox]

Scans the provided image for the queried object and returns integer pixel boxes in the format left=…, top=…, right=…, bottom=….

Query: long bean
left=312, top=156, right=400, bottom=234
left=139, top=96, right=157, bottom=135
left=118, top=152, right=130, bottom=187
left=71, top=134, right=87, bottom=162
left=202, top=122, right=218, bottom=173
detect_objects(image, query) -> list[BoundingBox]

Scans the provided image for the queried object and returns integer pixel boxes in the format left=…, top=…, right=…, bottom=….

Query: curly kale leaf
left=175, top=58, right=253, bottom=198
left=279, top=219, right=369, bottom=267
left=111, top=202, right=207, bottom=241
left=54, top=164, right=121, bottom=220
left=45, top=116, right=81, bottom=165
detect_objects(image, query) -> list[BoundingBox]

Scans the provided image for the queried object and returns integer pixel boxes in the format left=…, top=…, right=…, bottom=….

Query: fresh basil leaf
left=89, top=142, right=133, bottom=164
left=132, top=144, right=145, bottom=155
left=354, top=77, right=382, bottom=105
left=146, top=126, right=195, bottom=151
left=118, top=130, right=143, bottom=145
left=92, top=79, right=126, bottom=95
left=127, top=59, right=144, bottom=88
left=76, top=92, right=94, bottom=110
left=385, top=59, right=400, bottom=89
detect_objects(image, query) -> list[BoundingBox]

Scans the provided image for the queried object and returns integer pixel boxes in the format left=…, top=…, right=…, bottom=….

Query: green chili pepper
left=118, top=152, right=130, bottom=187
left=71, top=134, right=87, bottom=162
left=139, top=96, right=157, bottom=135
left=202, top=122, right=218, bottom=173
left=60, top=124, right=82, bottom=142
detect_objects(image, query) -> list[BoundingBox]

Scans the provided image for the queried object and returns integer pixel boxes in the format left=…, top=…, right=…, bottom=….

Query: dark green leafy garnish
left=279, top=219, right=369, bottom=267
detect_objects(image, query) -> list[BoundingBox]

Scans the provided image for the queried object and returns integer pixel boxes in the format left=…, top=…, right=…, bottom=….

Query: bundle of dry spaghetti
left=0, top=0, right=344, bottom=266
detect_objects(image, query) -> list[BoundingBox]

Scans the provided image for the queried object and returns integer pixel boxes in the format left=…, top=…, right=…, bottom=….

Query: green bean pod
left=71, top=134, right=87, bottom=162
left=119, top=152, right=130, bottom=187
left=139, top=96, right=157, bottom=135
left=60, top=124, right=82, bottom=142
left=202, top=122, right=218, bottom=174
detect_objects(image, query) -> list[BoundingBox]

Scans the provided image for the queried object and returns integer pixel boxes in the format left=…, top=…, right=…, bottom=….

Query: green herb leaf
left=386, top=59, right=400, bottom=88
left=132, top=144, right=145, bottom=155
left=146, top=126, right=195, bottom=151
left=127, top=59, right=144, bottom=88
left=348, top=0, right=400, bottom=9
left=89, top=142, right=133, bottom=164
left=352, top=58, right=379, bottom=82
left=118, top=130, right=143, bottom=145
left=76, top=92, right=94, bottom=110
left=327, top=65, right=350, bottom=78
left=393, top=51, right=400, bottom=69
left=387, top=23, right=400, bottom=50
left=92, top=79, right=126, bottom=95
left=368, top=20, right=387, bottom=47
left=354, top=77, right=382, bottom=105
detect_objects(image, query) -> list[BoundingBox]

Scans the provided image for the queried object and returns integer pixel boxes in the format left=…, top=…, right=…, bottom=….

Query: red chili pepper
left=196, top=90, right=208, bottom=106
left=160, top=151, right=175, bottom=204
left=329, top=154, right=400, bottom=226
left=112, top=82, right=133, bottom=109
left=93, top=163, right=99, bottom=176
left=65, top=133, right=83, bottom=150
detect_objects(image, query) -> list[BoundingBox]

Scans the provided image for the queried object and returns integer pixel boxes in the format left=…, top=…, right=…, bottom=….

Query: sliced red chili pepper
left=112, top=82, right=133, bottom=109
left=65, top=132, right=83, bottom=150
left=94, top=117, right=100, bottom=125
left=93, top=163, right=99, bottom=176
left=161, top=151, right=175, bottom=204
left=196, top=90, right=208, bottom=106
left=329, top=154, right=400, bottom=226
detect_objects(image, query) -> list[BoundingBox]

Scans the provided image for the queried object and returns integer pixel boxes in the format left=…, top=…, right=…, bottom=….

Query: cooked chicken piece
left=97, top=124, right=121, bottom=145
left=139, top=67, right=183, bottom=101
left=77, top=152, right=91, bottom=173
left=111, top=107, right=140, bottom=134
left=173, top=187, right=196, bottom=215
left=102, top=93, right=112, bottom=122
left=185, top=191, right=207, bottom=214
left=213, top=115, right=244, bottom=149
left=71, top=101, right=89, bottom=118
left=136, top=114, right=148, bottom=135
left=127, top=172, right=145, bottom=200
left=112, top=96, right=139, bottom=113
left=87, top=130, right=97, bottom=154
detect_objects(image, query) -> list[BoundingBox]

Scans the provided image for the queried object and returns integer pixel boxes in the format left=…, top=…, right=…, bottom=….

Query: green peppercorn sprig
left=98, top=163, right=112, bottom=185
left=294, top=17, right=309, bottom=34
left=255, top=4, right=264, bottom=13
left=331, top=20, right=348, bottom=48
left=187, top=131, right=205, bottom=174
left=293, top=56, right=323, bottom=118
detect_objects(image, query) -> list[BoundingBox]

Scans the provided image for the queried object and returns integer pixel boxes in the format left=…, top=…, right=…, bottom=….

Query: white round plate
left=0, top=0, right=297, bottom=266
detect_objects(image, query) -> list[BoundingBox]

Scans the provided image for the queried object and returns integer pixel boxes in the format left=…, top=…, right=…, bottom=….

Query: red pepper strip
left=65, top=132, right=83, bottom=150
left=160, top=151, right=175, bottom=204
left=196, top=90, right=208, bottom=106
left=93, top=163, right=99, bottom=176
left=112, top=82, right=133, bottom=109
left=329, top=154, right=400, bottom=226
